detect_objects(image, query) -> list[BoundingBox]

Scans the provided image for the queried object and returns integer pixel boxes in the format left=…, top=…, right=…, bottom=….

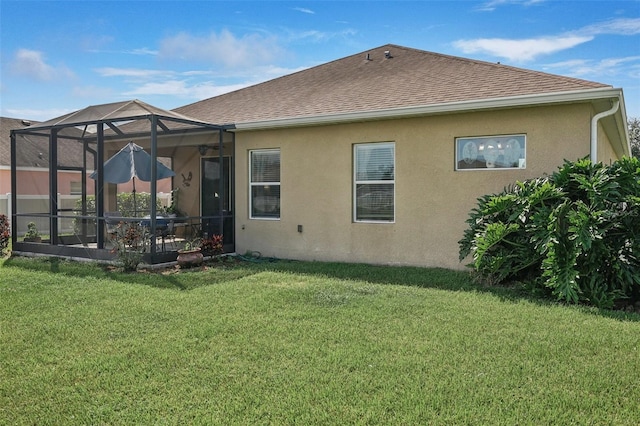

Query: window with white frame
left=354, top=142, right=395, bottom=222
left=250, top=149, right=280, bottom=219
left=455, top=134, right=526, bottom=170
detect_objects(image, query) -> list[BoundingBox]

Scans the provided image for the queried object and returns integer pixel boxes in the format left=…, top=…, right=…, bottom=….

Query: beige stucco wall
left=596, top=121, right=617, bottom=165
left=232, top=103, right=610, bottom=270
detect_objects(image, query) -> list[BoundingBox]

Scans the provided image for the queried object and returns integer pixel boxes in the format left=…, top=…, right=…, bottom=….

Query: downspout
left=590, top=99, right=619, bottom=163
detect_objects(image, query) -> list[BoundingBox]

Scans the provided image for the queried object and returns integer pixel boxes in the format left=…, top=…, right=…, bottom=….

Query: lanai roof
left=13, top=99, right=227, bottom=143
left=176, top=44, right=614, bottom=128
left=28, top=99, right=215, bottom=131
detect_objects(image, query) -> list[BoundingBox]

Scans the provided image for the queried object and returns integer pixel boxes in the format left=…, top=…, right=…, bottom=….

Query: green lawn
left=1, top=256, right=639, bottom=425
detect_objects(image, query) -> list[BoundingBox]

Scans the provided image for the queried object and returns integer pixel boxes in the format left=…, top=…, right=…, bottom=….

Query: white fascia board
left=232, top=87, right=625, bottom=131
left=615, top=91, right=632, bottom=156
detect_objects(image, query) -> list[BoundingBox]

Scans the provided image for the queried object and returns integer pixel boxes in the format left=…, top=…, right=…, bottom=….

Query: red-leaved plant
left=0, top=214, right=10, bottom=256
left=201, top=234, right=223, bottom=257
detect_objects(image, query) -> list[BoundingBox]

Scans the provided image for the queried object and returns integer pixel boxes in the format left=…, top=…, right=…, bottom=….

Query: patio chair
left=140, top=216, right=171, bottom=252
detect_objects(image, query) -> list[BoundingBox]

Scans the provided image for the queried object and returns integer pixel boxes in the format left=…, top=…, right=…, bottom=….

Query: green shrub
left=73, top=193, right=162, bottom=233
left=459, top=157, right=640, bottom=308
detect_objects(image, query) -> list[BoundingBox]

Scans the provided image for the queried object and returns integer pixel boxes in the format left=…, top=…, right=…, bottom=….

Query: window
left=250, top=149, right=280, bottom=219
left=70, top=181, right=82, bottom=195
left=354, top=142, right=395, bottom=222
left=456, top=134, right=526, bottom=170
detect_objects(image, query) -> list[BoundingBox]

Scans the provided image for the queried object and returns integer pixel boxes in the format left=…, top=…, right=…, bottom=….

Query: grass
left=1, top=255, right=639, bottom=425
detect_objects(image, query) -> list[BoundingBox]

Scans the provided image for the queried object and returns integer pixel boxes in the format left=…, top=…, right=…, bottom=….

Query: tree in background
left=630, top=117, right=639, bottom=159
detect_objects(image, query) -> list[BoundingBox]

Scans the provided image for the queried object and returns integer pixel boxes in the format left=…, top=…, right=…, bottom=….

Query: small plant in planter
left=177, top=237, right=203, bottom=267
left=164, top=203, right=184, bottom=217
left=23, top=222, right=42, bottom=242
left=0, top=214, right=10, bottom=255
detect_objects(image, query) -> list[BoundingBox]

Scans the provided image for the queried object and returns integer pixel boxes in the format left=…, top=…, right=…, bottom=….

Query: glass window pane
left=356, top=144, right=394, bottom=181
left=251, top=150, right=280, bottom=182
left=355, top=183, right=394, bottom=221
left=456, top=135, right=526, bottom=170
left=251, top=185, right=280, bottom=218
left=250, top=149, right=280, bottom=219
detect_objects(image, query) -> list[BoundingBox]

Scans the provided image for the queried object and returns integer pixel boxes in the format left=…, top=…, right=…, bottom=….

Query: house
left=175, top=44, right=630, bottom=269
left=1, top=117, right=44, bottom=195
left=9, top=44, right=630, bottom=268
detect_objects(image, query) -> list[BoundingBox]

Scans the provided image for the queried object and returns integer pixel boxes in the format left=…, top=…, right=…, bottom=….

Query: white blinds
left=355, top=144, right=394, bottom=181
left=251, top=150, right=280, bottom=183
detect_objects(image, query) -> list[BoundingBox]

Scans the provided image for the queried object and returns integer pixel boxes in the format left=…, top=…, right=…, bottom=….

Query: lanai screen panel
left=13, top=130, right=51, bottom=238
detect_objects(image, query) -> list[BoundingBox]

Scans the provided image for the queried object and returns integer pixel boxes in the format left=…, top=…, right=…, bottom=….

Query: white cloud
left=71, top=85, right=115, bottom=99
left=578, top=17, right=640, bottom=36
left=158, top=29, right=283, bottom=68
left=127, top=47, right=159, bottom=56
left=123, top=79, right=254, bottom=100
left=10, top=49, right=74, bottom=81
left=3, top=107, right=75, bottom=122
left=86, top=47, right=158, bottom=56
left=293, top=7, right=315, bottom=14
left=95, top=67, right=172, bottom=78
left=124, top=80, right=194, bottom=97
left=477, top=0, right=545, bottom=12
left=454, top=17, right=640, bottom=63
left=121, top=63, right=308, bottom=100
left=543, top=56, right=640, bottom=78
left=285, top=28, right=358, bottom=43
left=453, top=36, right=592, bottom=62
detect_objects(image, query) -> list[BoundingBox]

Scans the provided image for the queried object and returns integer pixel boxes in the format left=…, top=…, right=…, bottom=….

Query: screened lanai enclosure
left=10, top=100, right=235, bottom=264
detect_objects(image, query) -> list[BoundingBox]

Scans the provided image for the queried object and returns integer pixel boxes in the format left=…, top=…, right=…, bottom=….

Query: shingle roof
left=175, top=44, right=610, bottom=125
left=0, top=117, right=44, bottom=167
left=1, top=116, right=86, bottom=168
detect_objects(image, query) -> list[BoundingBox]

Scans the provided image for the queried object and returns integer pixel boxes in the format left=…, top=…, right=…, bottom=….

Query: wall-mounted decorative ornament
left=181, top=171, right=192, bottom=187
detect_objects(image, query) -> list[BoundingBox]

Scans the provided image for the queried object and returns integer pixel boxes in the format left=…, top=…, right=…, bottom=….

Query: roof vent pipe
left=384, top=50, right=391, bottom=59
left=590, top=99, right=619, bottom=163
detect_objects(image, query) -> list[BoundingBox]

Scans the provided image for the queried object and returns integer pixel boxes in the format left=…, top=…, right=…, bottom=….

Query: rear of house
left=7, top=44, right=630, bottom=269
left=177, top=44, right=630, bottom=269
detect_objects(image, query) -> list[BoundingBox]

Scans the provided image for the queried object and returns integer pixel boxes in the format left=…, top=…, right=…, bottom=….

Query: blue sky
left=1, top=0, right=639, bottom=121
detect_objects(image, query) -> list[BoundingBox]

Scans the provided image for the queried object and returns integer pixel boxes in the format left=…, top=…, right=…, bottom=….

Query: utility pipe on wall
left=590, top=99, right=619, bottom=163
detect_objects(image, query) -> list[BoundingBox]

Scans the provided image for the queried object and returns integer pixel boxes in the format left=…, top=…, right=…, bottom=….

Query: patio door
left=201, top=156, right=233, bottom=247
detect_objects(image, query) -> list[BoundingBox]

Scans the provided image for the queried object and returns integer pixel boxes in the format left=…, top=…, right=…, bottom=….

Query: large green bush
left=459, top=157, right=640, bottom=309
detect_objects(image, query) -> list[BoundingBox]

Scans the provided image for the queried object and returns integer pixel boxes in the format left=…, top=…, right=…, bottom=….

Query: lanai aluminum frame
left=10, top=99, right=234, bottom=264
